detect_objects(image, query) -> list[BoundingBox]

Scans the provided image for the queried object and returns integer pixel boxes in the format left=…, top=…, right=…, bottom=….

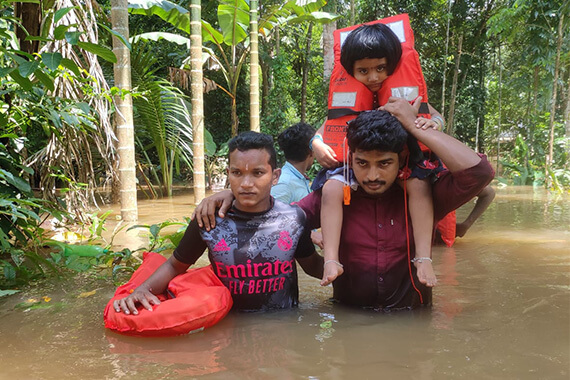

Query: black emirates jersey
left=173, top=199, right=315, bottom=311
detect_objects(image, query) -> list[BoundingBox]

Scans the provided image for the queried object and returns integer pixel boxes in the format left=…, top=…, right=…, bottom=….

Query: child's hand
left=312, top=137, right=340, bottom=168
left=415, top=117, right=440, bottom=131
left=320, top=260, right=344, bottom=286
left=414, top=259, right=437, bottom=287
left=311, top=230, right=324, bottom=249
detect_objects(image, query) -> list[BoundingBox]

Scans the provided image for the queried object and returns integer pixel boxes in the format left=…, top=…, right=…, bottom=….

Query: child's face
left=228, top=148, right=280, bottom=213
left=353, top=57, right=389, bottom=93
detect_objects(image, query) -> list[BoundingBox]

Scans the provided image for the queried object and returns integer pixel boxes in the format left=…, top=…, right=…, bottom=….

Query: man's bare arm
left=192, top=190, right=234, bottom=231
left=113, top=256, right=189, bottom=315
left=381, top=97, right=481, bottom=173
left=296, top=252, right=324, bottom=279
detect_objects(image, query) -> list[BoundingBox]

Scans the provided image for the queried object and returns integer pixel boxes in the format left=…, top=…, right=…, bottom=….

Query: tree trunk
left=350, top=0, right=355, bottom=25
left=441, top=0, right=452, bottom=115
left=564, top=66, right=570, bottom=169
left=546, top=13, right=564, bottom=186
left=249, top=0, right=260, bottom=132
left=322, top=21, right=336, bottom=83
left=111, top=0, right=137, bottom=221
left=14, top=2, right=40, bottom=54
left=446, top=34, right=462, bottom=136
left=529, top=65, right=539, bottom=150
left=190, top=0, right=206, bottom=205
left=231, top=97, right=238, bottom=137
left=260, top=59, right=270, bottom=116
left=300, top=23, right=313, bottom=123
left=497, top=43, right=502, bottom=176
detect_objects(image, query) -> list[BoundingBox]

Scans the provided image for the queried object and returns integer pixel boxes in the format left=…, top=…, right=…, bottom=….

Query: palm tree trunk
left=446, top=33, right=462, bottom=136
left=249, top=0, right=260, bottom=132
left=564, top=65, right=570, bottom=169
left=111, top=0, right=137, bottom=221
left=190, top=0, right=206, bottom=204
left=546, top=13, right=564, bottom=186
left=300, top=23, right=313, bottom=123
left=441, top=0, right=452, bottom=115
left=323, top=21, right=336, bottom=83
left=497, top=43, right=502, bottom=176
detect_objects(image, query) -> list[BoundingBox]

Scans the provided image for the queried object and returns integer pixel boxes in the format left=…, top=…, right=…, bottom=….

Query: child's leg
left=399, top=177, right=437, bottom=287
left=320, top=179, right=345, bottom=286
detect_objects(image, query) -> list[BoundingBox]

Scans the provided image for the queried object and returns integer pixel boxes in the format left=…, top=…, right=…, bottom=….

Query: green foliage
left=130, top=42, right=194, bottom=196
left=127, top=218, right=189, bottom=254
left=0, top=140, right=68, bottom=287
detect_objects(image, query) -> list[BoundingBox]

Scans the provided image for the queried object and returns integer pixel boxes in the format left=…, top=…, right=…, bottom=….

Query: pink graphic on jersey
left=214, top=238, right=230, bottom=252
left=277, top=231, right=293, bottom=251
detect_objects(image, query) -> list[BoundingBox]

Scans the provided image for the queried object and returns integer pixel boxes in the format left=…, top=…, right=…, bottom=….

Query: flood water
left=1, top=185, right=568, bottom=379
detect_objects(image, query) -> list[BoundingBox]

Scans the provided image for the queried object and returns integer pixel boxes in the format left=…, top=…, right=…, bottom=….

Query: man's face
left=228, top=149, right=280, bottom=213
left=351, top=148, right=400, bottom=196
left=352, top=57, right=389, bottom=93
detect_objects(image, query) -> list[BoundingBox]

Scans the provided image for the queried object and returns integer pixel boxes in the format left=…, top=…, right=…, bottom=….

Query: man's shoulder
left=273, top=198, right=302, bottom=212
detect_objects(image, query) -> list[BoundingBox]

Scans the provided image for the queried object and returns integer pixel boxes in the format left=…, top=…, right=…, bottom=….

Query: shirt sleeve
left=296, top=190, right=322, bottom=230
left=173, top=218, right=208, bottom=265
left=432, top=154, right=495, bottom=221
left=293, top=222, right=316, bottom=259
left=271, top=183, right=292, bottom=204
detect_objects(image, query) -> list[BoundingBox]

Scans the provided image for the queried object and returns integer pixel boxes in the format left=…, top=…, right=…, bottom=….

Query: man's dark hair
left=277, top=123, right=315, bottom=163
left=346, top=110, right=408, bottom=153
left=228, top=131, right=277, bottom=169
left=340, top=24, right=402, bottom=76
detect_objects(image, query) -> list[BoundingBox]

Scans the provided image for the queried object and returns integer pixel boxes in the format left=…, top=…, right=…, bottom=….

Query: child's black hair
left=277, top=123, right=315, bottom=163
left=228, top=131, right=277, bottom=170
left=340, top=24, right=402, bottom=76
left=346, top=110, right=408, bottom=153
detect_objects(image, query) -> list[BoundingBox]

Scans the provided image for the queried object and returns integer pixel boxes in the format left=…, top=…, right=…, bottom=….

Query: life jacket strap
left=327, top=108, right=360, bottom=120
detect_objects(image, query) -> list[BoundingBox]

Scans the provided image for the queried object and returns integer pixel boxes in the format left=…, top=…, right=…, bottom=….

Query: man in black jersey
left=113, top=132, right=323, bottom=314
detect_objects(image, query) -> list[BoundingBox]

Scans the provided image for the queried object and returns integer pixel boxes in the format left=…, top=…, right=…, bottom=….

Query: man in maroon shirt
left=195, top=98, right=494, bottom=311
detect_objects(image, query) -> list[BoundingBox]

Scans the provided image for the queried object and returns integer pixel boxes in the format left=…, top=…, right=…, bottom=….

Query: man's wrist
left=309, top=134, right=323, bottom=150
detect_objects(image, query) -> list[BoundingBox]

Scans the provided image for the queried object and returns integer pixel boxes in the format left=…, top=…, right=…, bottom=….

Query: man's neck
left=288, top=160, right=307, bottom=176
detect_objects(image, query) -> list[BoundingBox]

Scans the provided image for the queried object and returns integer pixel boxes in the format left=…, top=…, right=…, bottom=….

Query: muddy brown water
left=1, top=186, right=568, bottom=379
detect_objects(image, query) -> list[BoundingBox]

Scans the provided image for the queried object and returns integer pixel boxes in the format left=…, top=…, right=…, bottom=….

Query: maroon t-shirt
left=298, top=156, right=494, bottom=311
left=174, top=199, right=315, bottom=311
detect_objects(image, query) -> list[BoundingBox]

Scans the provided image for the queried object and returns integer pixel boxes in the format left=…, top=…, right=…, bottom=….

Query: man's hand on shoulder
left=192, top=190, right=234, bottom=231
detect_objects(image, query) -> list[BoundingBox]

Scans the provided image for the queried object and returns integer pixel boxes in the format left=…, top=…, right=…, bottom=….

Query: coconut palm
left=130, top=43, right=194, bottom=198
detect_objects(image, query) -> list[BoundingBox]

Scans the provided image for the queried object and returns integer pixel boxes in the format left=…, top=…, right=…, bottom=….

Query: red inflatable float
left=104, top=251, right=233, bottom=337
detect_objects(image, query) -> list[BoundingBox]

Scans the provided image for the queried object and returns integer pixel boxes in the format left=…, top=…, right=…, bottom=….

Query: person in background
left=455, top=186, right=495, bottom=237
left=272, top=122, right=323, bottom=249
left=271, top=123, right=316, bottom=205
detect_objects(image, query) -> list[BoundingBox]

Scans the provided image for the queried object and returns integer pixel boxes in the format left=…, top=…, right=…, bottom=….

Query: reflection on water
left=1, top=186, right=569, bottom=379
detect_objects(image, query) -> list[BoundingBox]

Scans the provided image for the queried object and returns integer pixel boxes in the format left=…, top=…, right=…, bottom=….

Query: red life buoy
left=104, top=251, right=233, bottom=337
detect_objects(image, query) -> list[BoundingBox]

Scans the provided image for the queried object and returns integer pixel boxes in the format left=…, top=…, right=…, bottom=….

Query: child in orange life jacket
left=312, top=23, right=445, bottom=288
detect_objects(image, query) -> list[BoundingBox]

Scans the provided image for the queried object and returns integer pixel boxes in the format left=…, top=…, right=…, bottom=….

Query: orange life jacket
left=323, top=13, right=430, bottom=160
left=323, top=14, right=456, bottom=247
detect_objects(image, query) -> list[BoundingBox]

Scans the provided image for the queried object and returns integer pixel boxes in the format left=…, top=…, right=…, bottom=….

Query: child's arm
left=113, top=255, right=189, bottom=315
left=311, top=121, right=340, bottom=168
left=415, top=103, right=445, bottom=131
left=402, top=177, right=437, bottom=287
left=320, top=179, right=345, bottom=286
